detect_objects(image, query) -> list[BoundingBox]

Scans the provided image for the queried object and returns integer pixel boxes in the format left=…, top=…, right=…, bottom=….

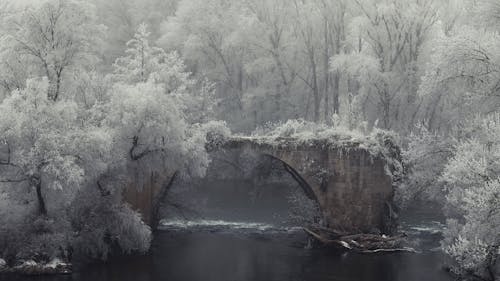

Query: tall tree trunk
left=275, top=84, right=281, bottom=121
left=271, top=47, right=289, bottom=122
left=237, top=65, right=244, bottom=110
left=323, top=19, right=330, bottom=122
left=54, top=71, right=62, bottom=101
left=151, top=172, right=178, bottom=231
left=381, top=90, right=391, bottom=129
left=348, top=77, right=360, bottom=97
left=33, top=176, right=47, bottom=216
left=310, top=53, right=320, bottom=123
left=332, top=72, right=340, bottom=114
left=254, top=109, right=258, bottom=128
left=313, top=76, right=320, bottom=122
left=427, top=92, right=443, bottom=131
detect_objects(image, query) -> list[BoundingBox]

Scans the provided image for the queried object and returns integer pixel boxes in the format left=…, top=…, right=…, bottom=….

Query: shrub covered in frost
left=0, top=207, right=72, bottom=265
left=70, top=186, right=151, bottom=260
left=199, top=120, right=231, bottom=150
left=397, top=124, right=456, bottom=206
left=249, top=119, right=404, bottom=183
left=439, top=116, right=500, bottom=280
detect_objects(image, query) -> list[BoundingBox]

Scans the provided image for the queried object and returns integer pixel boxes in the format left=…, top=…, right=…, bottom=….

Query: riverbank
left=0, top=258, right=71, bottom=275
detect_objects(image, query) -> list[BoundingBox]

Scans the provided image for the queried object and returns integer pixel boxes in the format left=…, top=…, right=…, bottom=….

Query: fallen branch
left=358, top=247, right=418, bottom=254
left=303, top=227, right=352, bottom=249
left=303, top=227, right=416, bottom=254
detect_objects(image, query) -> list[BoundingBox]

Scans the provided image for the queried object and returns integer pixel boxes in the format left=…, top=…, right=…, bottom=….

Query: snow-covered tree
left=0, top=3, right=27, bottom=97
left=107, top=81, right=189, bottom=167
left=90, top=0, right=178, bottom=65
left=419, top=27, right=500, bottom=132
left=0, top=42, right=28, bottom=97
left=0, top=20, right=221, bottom=262
left=159, top=0, right=252, bottom=127
left=397, top=124, right=456, bottom=205
left=440, top=115, right=500, bottom=280
left=68, top=182, right=152, bottom=260
left=113, top=24, right=217, bottom=122
left=112, top=23, right=167, bottom=84
left=0, top=78, right=113, bottom=216
left=332, top=0, right=438, bottom=131
left=2, top=0, right=105, bottom=101
left=238, top=0, right=298, bottom=123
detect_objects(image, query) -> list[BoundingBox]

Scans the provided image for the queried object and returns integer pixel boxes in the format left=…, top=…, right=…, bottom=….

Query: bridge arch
left=260, top=153, right=318, bottom=202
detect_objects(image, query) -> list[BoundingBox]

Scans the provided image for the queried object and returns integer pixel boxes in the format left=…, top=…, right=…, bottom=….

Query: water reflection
left=150, top=231, right=451, bottom=281
left=0, top=228, right=452, bottom=281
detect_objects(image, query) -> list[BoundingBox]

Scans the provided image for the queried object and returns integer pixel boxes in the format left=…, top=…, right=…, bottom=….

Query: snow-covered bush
left=0, top=191, right=32, bottom=264
left=446, top=236, right=492, bottom=274
left=442, top=179, right=500, bottom=279
left=251, top=119, right=365, bottom=143
left=250, top=119, right=404, bottom=182
left=397, top=124, right=456, bottom=206
left=18, top=229, right=71, bottom=263
left=69, top=185, right=151, bottom=260
left=193, top=120, right=231, bottom=151
left=440, top=116, right=500, bottom=279
left=0, top=200, right=73, bottom=264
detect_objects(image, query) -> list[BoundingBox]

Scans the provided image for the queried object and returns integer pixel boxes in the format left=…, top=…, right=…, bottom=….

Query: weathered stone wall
left=270, top=148, right=394, bottom=234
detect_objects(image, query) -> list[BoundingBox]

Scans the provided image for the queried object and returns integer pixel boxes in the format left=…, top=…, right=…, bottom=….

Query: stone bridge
left=124, top=134, right=402, bottom=234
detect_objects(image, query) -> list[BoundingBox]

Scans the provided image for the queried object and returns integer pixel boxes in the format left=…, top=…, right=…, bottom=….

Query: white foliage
left=2, top=0, right=105, bottom=100
left=440, top=115, right=500, bottom=278
left=398, top=124, right=455, bottom=205
left=0, top=78, right=112, bottom=196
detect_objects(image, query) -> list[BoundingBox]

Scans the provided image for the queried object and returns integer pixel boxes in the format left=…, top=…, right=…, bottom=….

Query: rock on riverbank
left=0, top=258, right=71, bottom=275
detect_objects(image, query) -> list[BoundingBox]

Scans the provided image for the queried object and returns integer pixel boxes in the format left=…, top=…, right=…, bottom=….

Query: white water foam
left=402, top=221, right=446, bottom=234
left=159, top=219, right=303, bottom=233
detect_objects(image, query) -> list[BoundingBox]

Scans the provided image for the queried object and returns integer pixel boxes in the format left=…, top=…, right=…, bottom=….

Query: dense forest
left=0, top=0, right=499, bottom=280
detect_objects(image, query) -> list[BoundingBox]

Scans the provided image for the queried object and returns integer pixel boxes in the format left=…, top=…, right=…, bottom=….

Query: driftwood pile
left=0, top=259, right=71, bottom=275
left=303, top=226, right=416, bottom=253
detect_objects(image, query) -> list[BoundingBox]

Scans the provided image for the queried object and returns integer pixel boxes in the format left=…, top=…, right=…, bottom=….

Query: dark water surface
left=2, top=225, right=453, bottom=281
left=2, top=176, right=453, bottom=281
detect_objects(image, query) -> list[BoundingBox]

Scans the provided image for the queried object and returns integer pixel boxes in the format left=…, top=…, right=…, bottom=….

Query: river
left=1, top=216, right=453, bottom=281
left=1, top=178, right=454, bottom=281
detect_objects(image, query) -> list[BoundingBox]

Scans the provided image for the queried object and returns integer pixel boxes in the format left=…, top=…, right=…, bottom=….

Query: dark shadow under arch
left=149, top=151, right=322, bottom=229
left=261, top=154, right=318, bottom=203
left=206, top=151, right=319, bottom=204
